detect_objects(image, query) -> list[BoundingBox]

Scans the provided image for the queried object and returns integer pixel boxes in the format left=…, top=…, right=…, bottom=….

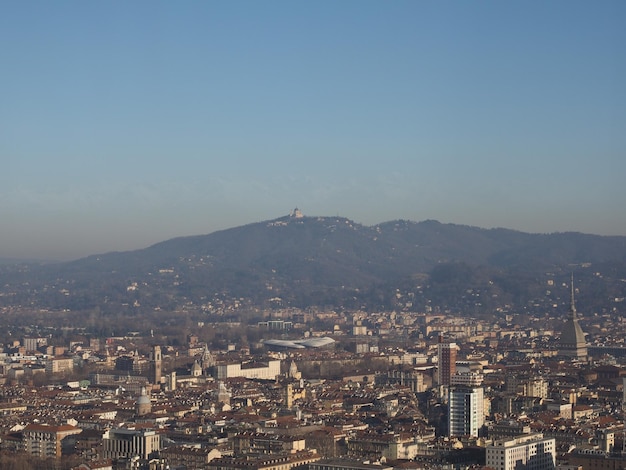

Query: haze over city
left=2, top=1, right=625, bottom=261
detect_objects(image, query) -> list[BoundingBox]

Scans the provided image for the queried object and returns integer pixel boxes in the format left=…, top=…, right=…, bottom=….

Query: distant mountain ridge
left=1, top=214, right=626, bottom=316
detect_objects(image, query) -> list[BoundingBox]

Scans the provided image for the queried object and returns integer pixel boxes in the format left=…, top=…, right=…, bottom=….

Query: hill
left=1, top=214, right=625, bottom=317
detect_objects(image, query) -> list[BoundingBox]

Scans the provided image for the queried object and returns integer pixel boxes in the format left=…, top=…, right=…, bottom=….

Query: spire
left=201, top=344, right=215, bottom=369
left=559, top=273, right=587, bottom=360
left=570, top=273, right=577, bottom=319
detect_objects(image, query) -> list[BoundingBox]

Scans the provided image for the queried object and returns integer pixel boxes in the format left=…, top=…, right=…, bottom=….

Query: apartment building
left=486, top=433, right=556, bottom=470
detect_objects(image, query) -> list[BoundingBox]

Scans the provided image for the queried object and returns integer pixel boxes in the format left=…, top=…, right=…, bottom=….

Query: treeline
left=0, top=451, right=81, bottom=470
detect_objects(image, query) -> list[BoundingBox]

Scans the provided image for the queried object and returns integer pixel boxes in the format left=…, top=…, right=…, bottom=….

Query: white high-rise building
left=486, top=433, right=555, bottom=470
left=448, top=386, right=484, bottom=437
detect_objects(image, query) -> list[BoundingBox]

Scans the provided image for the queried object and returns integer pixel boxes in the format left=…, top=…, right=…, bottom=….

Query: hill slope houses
left=1, top=214, right=626, bottom=314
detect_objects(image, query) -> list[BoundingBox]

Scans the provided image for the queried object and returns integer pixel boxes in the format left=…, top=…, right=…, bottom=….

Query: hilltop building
left=290, top=207, right=304, bottom=218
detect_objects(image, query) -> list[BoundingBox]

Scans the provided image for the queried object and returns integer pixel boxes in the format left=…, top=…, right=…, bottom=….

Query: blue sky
left=2, top=1, right=625, bottom=260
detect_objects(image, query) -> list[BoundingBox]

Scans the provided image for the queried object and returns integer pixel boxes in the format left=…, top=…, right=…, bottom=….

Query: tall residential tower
left=437, top=336, right=457, bottom=386
left=448, top=385, right=485, bottom=437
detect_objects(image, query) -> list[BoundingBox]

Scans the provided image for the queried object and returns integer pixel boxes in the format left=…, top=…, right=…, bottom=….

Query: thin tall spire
left=570, top=273, right=577, bottom=317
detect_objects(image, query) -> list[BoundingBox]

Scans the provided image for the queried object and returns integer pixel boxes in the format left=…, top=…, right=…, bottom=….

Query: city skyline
left=2, top=1, right=625, bottom=260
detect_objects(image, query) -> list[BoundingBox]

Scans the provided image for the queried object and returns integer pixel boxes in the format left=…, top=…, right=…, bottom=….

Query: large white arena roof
left=262, top=337, right=336, bottom=349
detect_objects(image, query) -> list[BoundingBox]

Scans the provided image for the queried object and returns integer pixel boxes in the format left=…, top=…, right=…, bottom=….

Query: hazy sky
left=2, top=1, right=625, bottom=261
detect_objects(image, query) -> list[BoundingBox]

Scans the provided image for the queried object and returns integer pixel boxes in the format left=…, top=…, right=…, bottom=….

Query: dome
left=137, top=394, right=150, bottom=405
left=191, top=360, right=202, bottom=377
left=136, top=386, right=152, bottom=416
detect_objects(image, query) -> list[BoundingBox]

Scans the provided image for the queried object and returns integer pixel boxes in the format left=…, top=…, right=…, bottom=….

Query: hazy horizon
left=2, top=1, right=625, bottom=261
left=2, top=211, right=625, bottom=263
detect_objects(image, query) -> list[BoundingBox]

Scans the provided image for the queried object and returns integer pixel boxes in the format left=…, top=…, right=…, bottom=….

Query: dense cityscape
left=0, top=272, right=625, bottom=470
left=3, top=1, right=625, bottom=469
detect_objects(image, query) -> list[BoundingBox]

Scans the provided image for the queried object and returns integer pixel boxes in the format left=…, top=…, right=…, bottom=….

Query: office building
left=102, top=427, right=161, bottom=461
